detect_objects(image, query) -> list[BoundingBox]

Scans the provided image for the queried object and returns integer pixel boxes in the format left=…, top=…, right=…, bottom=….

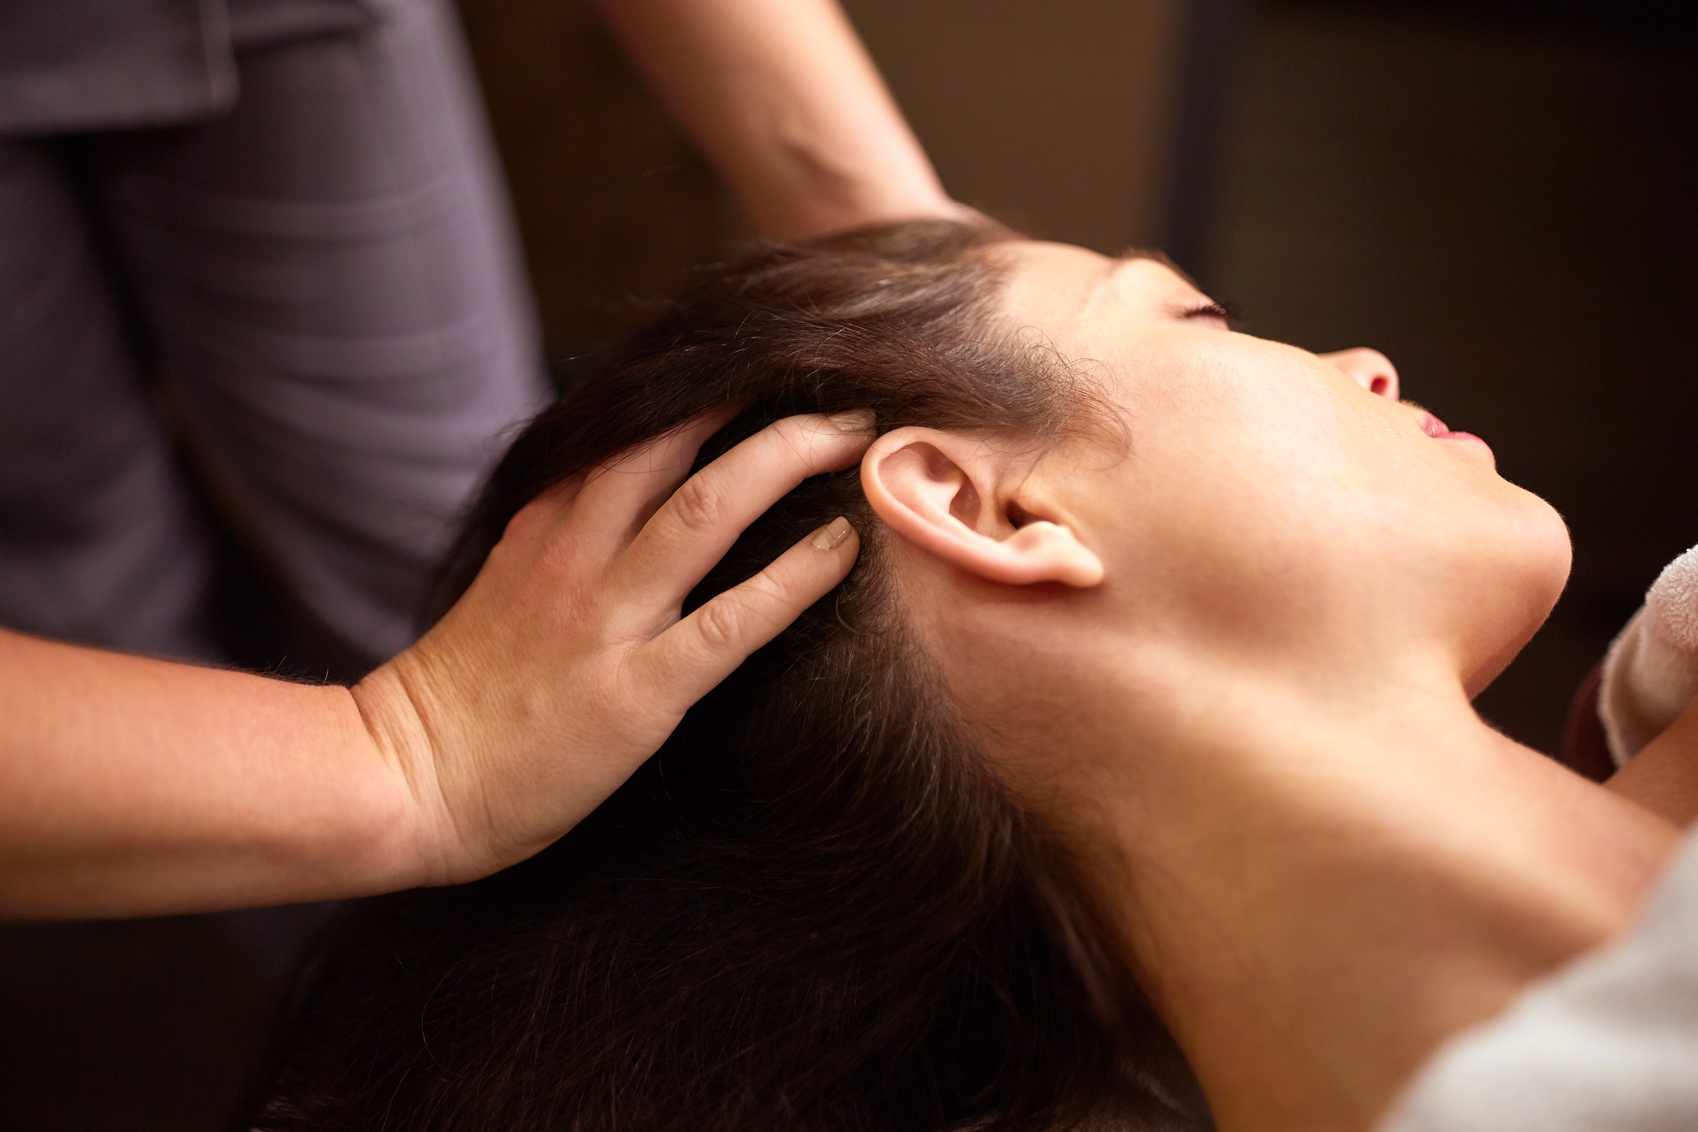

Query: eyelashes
left=1181, top=299, right=1245, bottom=329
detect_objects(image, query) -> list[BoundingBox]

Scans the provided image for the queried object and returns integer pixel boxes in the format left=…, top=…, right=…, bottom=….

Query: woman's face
left=988, top=241, right=1571, bottom=697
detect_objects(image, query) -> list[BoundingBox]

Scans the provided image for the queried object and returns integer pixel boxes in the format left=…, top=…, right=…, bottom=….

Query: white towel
left=1598, top=544, right=1698, bottom=766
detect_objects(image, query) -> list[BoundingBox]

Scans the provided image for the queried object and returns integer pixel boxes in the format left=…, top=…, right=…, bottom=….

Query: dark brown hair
left=240, top=221, right=1206, bottom=1132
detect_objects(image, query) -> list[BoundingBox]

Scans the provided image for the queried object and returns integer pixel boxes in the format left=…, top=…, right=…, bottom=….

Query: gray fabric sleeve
left=0, top=138, right=222, bottom=660
left=0, top=0, right=237, bottom=136
left=95, top=0, right=549, bottom=659
left=0, top=0, right=370, bottom=137
left=0, top=0, right=548, bottom=662
left=1378, top=827, right=1698, bottom=1132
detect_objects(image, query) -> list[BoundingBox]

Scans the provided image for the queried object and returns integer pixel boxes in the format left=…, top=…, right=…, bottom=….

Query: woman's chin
left=1461, top=492, right=1572, bottom=698
left=1516, top=489, right=1574, bottom=607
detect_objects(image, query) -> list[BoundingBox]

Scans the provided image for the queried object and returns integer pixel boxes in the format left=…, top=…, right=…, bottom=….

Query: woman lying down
left=239, top=221, right=1686, bottom=1132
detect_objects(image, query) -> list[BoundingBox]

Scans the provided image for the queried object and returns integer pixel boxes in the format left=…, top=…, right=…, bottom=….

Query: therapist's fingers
left=562, top=409, right=739, bottom=548
left=630, top=517, right=860, bottom=709
left=617, top=410, right=875, bottom=607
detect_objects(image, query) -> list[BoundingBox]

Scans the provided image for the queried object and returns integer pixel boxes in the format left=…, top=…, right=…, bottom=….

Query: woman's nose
left=1319, top=348, right=1400, bottom=401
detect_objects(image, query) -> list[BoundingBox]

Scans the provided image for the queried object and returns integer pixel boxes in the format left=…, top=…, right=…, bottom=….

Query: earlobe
left=861, top=428, right=1104, bottom=587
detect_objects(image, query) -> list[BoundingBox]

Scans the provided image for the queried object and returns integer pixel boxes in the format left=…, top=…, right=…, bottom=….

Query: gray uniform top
left=0, top=0, right=376, bottom=136
left=0, top=0, right=548, bottom=662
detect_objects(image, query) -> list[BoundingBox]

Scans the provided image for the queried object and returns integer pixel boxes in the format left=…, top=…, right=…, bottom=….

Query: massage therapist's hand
left=0, top=413, right=868, bottom=919
left=350, top=411, right=870, bottom=887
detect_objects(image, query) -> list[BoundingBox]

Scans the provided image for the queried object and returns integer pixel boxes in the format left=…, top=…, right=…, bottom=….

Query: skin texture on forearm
left=1608, top=693, right=1698, bottom=827
left=0, top=413, right=870, bottom=921
left=0, top=628, right=418, bottom=919
left=593, top=0, right=957, bottom=240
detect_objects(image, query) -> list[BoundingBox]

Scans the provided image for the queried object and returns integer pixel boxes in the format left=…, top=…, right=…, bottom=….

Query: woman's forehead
left=994, top=240, right=1200, bottom=339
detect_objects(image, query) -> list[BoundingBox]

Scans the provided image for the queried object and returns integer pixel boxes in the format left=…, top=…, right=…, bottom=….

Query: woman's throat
left=1061, top=674, right=1679, bottom=1132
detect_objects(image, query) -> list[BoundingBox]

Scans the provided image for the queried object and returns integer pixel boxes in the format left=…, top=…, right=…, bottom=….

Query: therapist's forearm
left=0, top=414, right=874, bottom=921
left=594, top=0, right=956, bottom=240
left=1608, top=692, right=1698, bottom=827
left=0, top=628, right=420, bottom=919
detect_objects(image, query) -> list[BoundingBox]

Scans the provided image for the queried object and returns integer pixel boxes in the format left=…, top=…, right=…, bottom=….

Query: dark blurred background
left=1198, top=0, right=1698, bottom=751
left=465, top=0, right=1698, bottom=753
left=456, top=0, right=1698, bottom=754
left=4, top=1, right=1695, bottom=1128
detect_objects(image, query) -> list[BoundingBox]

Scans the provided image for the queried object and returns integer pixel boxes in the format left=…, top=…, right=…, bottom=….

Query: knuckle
left=535, top=531, right=600, bottom=589
left=743, top=564, right=791, bottom=605
left=693, top=594, right=749, bottom=653
left=668, top=473, right=724, bottom=534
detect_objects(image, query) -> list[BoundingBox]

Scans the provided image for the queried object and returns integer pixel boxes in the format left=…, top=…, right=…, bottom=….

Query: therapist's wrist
left=339, top=664, right=482, bottom=893
left=737, top=138, right=966, bottom=243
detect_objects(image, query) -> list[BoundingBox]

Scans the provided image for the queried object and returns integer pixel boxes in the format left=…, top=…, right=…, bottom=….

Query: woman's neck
left=1041, top=656, right=1680, bottom=1132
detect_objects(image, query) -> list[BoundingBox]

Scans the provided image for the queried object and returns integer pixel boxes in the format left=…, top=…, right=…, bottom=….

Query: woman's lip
left=1417, top=411, right=1495, bottom=464
left=1441, top=430, right=1494, bottom=457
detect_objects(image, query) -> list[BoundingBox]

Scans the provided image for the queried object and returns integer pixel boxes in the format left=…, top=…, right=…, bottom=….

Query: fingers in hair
left=616, top=411, right=874, bottom=610
left=565, top=409, right=738, bottom=548
left=633, top=517, right=860, bottom=708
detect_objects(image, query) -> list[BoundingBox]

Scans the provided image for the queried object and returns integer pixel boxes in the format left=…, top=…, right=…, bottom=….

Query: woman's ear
left=861, top=427, right=1103, bottom=587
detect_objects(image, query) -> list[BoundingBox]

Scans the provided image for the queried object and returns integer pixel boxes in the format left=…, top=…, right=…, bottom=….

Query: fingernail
left=810, top=516, right=854, bottom=551
left=827, top=409, right=875, bottom=433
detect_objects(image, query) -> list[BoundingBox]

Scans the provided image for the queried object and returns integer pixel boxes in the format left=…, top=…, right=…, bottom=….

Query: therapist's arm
left=593, top=0, right=966, bottom=241
left=0, top=412, right=870, bottom=920
left=1607, top=692, right=1698, bottom=827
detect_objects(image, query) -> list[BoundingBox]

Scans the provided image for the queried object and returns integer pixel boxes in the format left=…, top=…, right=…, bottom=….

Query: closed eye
left=1180, top=300, right=1243, bottom=330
